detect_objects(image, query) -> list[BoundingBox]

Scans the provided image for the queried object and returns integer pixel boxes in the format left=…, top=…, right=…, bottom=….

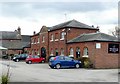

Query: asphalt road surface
left=0, top=60, right=119, bottom=82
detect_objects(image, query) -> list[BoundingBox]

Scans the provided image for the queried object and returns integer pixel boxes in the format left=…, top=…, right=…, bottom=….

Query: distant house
left=0, top=27, right=31, bottom=55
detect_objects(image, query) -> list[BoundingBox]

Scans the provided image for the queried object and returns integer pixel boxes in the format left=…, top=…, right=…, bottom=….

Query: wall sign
left=96, top=43, right=101, bottom=49
left=108, top=44, right=119, bottom=53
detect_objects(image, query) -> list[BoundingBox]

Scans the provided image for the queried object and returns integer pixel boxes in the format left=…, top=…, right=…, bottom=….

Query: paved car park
left=0, top=60, right=119, bottom=82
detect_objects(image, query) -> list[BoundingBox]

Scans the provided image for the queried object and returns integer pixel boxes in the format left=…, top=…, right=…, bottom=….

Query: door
left=41, top=47, right=46, bottom=58
left=65, top=57, right=75, bottom=67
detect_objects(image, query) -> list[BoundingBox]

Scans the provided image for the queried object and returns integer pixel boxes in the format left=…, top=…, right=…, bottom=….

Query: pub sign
left=108, top=44, right=119, bottom=53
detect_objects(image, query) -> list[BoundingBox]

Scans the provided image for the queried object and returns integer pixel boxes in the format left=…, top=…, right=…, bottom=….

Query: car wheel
left=55, top=64, right=61, bottom=69
left=75, top=64, right=80, bottom=68
left=16, top=59, right=19, bottom=62
left=41, top=60, right=45, bottom=63
left=28, top=61, right=32, bottom=64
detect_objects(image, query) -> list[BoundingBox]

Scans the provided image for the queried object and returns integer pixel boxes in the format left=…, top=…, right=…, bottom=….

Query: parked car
left=13, top=54, right=28, bottom=62
left=47, top=55, right=55, bottom=62
left=26, top=55, right=45, bottom=64
left=49, top=56, right=82, bottom=69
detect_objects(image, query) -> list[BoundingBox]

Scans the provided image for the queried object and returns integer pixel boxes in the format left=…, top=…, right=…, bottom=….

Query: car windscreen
left=49, top=57, right=55, bottom=61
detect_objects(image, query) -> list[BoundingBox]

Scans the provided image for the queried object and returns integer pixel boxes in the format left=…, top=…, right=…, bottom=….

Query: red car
left=26, top=55, right=45, bottom=64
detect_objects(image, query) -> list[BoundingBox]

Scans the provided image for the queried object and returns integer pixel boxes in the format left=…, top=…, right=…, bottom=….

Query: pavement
left=0, top=60, right=119, bottom=82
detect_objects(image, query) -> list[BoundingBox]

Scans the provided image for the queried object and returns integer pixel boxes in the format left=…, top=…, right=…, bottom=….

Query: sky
left=0, top=0, right=118, bottom=35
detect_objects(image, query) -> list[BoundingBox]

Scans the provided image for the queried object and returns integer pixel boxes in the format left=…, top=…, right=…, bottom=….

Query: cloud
left=0, top=2, right=118, bottom=35
left=0, top=2, right=117, bottom=18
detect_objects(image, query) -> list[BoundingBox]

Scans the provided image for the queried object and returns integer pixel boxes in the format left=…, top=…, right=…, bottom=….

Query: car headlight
left=13, top=57, right=16, bottom=59
left=79, top=61, right=81, bottom=63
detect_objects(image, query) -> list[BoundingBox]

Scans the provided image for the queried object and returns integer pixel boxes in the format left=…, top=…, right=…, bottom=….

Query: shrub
left=1, top=63, right=11, bottom=84
left=1, top=74, right=9, bottom=84
left=77, top=57, right=93, bottom=68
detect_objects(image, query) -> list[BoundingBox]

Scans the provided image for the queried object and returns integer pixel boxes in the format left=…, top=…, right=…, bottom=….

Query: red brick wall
left=66, top=28, right=98, bottom=41
left=94, top=42, right=119, bottom=68
left=48, top=29, right=67, bottom=57
left=67, top=42, right=119, bottom=68
left=48, top=28, right=98, bottom=57
left=39, top=32, right=49, bottom=58
left=30, top=35, right=40, bottom=55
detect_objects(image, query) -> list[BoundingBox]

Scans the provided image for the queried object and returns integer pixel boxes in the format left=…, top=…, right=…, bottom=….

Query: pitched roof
left=67, top=32, right=119, bottom=43
left=1, top=35, right=31, bottom=49
left=21, top=35, right=31, bottom=42
left=0, top=31, right=21, bottom=40
left=49, top=19, right=98, bottom=31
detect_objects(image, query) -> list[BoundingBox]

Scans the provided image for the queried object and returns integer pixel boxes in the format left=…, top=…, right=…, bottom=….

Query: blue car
left=49, top=56, right=81, bottom=69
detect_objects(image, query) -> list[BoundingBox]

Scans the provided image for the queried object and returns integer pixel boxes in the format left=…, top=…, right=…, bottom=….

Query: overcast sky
left=0, top=1, right=118, bottom=35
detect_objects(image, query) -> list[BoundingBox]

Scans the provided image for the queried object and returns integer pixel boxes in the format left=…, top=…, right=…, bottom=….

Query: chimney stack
left=92, top=25, right=94, bottom=28
left=33, top=31, right=36, bottom=35
left=17, top=26, right=21, bottom=35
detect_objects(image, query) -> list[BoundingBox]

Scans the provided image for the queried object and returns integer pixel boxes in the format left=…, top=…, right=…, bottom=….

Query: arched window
left=69, top=48, right=74, bottom=57
left=55, top=48, right=58, bottom=56
left=50, top=48, right=54, bottom=56
left=76, top=47, right=80, bottom=58
left=60, top=48, right=64, bottom=56
left=84, top=47, right=88, bottom=56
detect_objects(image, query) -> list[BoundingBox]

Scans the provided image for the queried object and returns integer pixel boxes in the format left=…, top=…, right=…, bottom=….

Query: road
left=0, top=60, right=119, bottom=82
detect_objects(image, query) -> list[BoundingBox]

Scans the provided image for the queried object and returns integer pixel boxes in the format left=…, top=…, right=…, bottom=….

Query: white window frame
left=69, top=48, right=74, bottom=57
left=50, top=34, right=54, bottom=42
left=37, top=37, right=40, bottom=43
left=50, top=49, right=54, bottom=56
left=42, top=36, right=45, bottom=43
left=60, top=48, right=64, bottom=56
left=60, top=32, right=65, bottom=40
left=84, top=47, right=88, bottom=55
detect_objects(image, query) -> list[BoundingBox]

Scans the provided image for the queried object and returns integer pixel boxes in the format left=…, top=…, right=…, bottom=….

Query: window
left=60, top=32, right=65, bottom=40
left=50, top=34, right=54, bottom=41
left=65, top=56, right=72, bottom=61
left=69, top=48, right=74, bottom=57
left=31, top=39, right=34, bottom=44
left=42, top=36, right=45, bottom=42
left=34, top=38, right=36, bottom=44
left=76, top=47, right=80, bottom=58
left=37, top=37, right=40, bottom=43
left=60, top=48, right=64, bottom=56
left=55, top=48, right=58, bottom=56
left=34, top=55, right=39, bottom=58
left=37, top=49, right=40, bottom=55
left=84, top=47, right=88, bottom=55
left=55, top=33, right=58, bottom=41
left=50, top=48, right=54, bottom=56
left=32, top=49, right=34, bottom=55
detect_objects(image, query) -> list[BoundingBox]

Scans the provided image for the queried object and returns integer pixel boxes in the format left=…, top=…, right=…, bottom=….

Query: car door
left=34, top=55, right=40, bottom=63
left=59, top=56, right=67, bottom=67
left=65, top=57, right=75, bottom=67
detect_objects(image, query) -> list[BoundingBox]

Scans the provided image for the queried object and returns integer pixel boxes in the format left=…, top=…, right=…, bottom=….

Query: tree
left=109, top=26, right=120, bottom=40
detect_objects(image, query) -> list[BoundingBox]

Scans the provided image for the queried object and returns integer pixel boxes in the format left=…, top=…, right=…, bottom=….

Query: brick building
left=67, top=33, right=119, bottom=68
left=0, top=27, right=31, bottom=56
left=27, top=19, right=119, bottom=68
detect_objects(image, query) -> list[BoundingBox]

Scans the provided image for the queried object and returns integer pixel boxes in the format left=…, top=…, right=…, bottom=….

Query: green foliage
left=1, top=63, right=11, bottom=84
left=77, top=57, right=93, bottom=68
left=1, top=74, right=9, bottom=84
